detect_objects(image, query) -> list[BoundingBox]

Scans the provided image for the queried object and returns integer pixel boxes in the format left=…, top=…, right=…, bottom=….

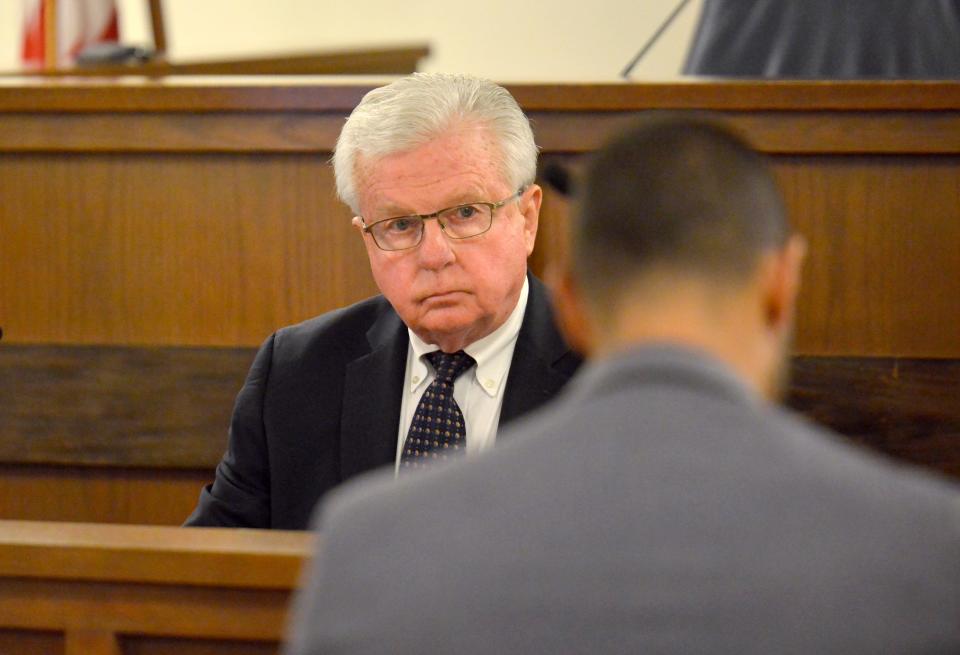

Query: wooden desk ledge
left=0, top=520, right=315, bottom=590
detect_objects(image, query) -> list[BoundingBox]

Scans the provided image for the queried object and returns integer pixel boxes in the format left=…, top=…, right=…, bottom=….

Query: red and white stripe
left=22, top=0, right=120, bottom=68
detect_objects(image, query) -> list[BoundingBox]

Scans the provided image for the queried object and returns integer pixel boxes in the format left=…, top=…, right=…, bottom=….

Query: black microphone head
left=542, top=161, right=575, bottom=197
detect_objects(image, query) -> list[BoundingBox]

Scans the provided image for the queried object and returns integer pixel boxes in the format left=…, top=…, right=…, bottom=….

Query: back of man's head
left=559, top=113, right=804, bottom=399
left=574, top=113, right=788, bottom=309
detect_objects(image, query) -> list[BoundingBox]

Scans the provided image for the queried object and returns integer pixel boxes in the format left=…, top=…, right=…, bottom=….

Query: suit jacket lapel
left=339, top=276, right=581, bottom=472
left=500, top=274, right=581, bottom=431
left=340, top=304, right=408, bottom=480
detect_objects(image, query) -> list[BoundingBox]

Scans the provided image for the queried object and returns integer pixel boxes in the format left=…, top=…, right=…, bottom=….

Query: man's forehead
left=355, top=138, right=509, bottom=216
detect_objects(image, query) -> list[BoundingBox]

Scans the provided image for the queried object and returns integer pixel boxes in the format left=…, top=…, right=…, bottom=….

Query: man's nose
left=417, top=219, right=455, bottom=268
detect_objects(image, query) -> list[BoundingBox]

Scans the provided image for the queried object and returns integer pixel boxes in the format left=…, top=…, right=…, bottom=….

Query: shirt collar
left=407, top=277, right=530, bottom=397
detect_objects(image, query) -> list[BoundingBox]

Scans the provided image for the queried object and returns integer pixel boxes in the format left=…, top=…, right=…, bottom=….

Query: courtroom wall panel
left=777, top=155, right=960, bottom=357
left=2, top=79, right=959, bottom=525
left=1, top=153, right=375, bottom=347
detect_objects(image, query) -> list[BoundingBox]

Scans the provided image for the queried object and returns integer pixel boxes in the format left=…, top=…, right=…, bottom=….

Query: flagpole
left=43, top=0, right=57, bottom=70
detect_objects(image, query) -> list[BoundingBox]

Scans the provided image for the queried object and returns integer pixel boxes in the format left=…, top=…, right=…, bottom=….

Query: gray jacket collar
left=570, top=343, right=760, bottom=409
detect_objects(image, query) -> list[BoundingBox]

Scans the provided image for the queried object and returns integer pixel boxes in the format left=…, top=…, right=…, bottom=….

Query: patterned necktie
left=401, top=350, right=476, bottom=470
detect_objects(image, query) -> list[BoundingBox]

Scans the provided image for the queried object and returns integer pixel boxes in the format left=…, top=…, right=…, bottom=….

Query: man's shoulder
left=270, top=295, right=401, bottom=356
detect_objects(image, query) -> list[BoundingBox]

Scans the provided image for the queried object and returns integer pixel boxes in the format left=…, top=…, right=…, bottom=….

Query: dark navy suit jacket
left=185, top=274, right=581, bottom=529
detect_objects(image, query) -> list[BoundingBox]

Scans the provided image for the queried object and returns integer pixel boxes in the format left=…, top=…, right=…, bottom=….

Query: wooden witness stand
left=0, top=521, right=314, bottom=655
left=0, top=78, right=959, bottom=653
left=1, top=78, right=959, bottom=525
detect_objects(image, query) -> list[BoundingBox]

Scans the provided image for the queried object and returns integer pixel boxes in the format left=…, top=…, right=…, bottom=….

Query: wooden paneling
left=0, top=522, right=312, bottom=654
left=0, top=629, right=64, bottom=655
left=0, top=113, right=348, bottom=152
left=3, top=79, right=960, bottom=113
left=779, top=156, right=960, bottom=357
left=2, top=80, right=959, bottom=354
left=787, top=357, right=960, bottom=478
left=0, top=345, right=250, bottom=467
left=1, top=79, right=959, bottom=525
left=2, top=346, right=959, bottom=527
left=0, top=153, right=377, bottom=346
left=529, top=111, right=960, bottom=155
left=0, top=464, right=210, bottom=525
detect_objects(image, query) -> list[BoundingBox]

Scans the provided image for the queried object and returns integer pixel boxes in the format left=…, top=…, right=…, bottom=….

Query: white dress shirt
left=395, top=278, right=530, bottom=473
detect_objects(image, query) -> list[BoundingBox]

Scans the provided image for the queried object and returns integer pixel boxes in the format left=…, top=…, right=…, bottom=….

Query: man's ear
left=546, top=263, right=595, bottom=358
left=761, top=234, right=807, bottom=334
left=520, top=184, right=542, bottom=257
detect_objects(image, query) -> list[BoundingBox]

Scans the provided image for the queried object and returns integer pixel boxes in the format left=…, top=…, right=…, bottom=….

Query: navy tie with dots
left=401, top=350, right=476, bottom=470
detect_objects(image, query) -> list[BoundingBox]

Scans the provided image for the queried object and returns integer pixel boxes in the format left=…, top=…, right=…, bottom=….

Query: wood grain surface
left=0, top=521, right=312, bottom=654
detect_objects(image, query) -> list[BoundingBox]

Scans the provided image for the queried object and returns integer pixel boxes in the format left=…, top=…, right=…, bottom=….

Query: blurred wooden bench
left=0, top=520, right=314, bottom=655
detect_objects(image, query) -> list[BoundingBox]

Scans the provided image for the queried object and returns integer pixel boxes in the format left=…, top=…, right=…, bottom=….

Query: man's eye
left=385, top=217, right=417, bottom=233
left=454, top=205, right=479, bottom=220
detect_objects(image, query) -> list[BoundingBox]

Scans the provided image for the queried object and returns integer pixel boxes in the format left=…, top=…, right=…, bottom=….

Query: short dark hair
left=574, top=113, right=788, bottom=301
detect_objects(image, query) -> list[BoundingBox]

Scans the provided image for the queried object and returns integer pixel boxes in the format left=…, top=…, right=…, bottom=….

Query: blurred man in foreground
left=286, top=114, right=960, bottom=653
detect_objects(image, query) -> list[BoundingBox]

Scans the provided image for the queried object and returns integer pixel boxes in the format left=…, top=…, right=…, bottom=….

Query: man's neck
left=592, top=288, right=772, bottom=400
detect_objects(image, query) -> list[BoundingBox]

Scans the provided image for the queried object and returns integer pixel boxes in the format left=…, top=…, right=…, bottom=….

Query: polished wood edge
left=0, top=521, right=314, bottom=589
left=2, top=109, right=959, bottom=155
left=9, top=45, right=429, bottom=78
left=0, top=79, right=959, bottom=112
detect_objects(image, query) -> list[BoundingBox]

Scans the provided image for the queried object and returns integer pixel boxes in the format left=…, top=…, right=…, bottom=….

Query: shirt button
left=412, top=376, right=420, bottom=384
left=484, top=379, right=495, bottom=389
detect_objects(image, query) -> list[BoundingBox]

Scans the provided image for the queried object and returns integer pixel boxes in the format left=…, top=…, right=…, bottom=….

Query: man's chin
left=419, top=290, right=470, bottom=308
left=411, top=308, right=484, bottom=347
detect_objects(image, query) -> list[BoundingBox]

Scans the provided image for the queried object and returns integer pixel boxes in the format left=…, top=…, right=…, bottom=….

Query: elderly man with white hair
left=186, top=73, right=582, bottom=530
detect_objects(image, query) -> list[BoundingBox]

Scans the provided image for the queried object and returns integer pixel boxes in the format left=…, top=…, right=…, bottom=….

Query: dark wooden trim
left=529, top=111, right=960, bottom=154
left=2, top=110, right=959, bottom=155
left=2, top=345, right=959, bottom=480
left=18, top=46, right=429, bottom=78
left=0, top=345, right=253, bottom=468
left=0, top=77, right=376, bottom=113
left=1, top=79, right=959, bottom=113
left=0, top=113, right=347, bottom=152
left=1, top=81, right=959, bottom=154
left=787, top=356, right=960, bottom=478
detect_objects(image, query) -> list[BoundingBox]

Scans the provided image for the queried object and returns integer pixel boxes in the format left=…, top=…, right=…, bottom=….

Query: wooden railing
left=0, top=520, right=314, bottom=654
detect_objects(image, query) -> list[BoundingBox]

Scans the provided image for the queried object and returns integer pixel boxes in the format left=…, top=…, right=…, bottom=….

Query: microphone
left=620, top=0, right=696, bottom=79
left=542, top=161, right=574, bottom=197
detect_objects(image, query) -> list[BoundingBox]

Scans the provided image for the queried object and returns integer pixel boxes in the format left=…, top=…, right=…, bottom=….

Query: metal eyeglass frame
left=358, top=188, right=526, bottom=251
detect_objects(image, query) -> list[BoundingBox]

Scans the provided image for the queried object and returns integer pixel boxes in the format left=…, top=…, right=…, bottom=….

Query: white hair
left=333, top=72, right=539, bottom=214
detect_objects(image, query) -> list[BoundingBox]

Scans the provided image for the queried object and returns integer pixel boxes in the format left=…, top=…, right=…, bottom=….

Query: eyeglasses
left=357, top=189, right=525, bottom=251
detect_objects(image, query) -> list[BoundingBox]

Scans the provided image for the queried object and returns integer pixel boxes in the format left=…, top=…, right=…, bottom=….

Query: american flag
left=22, top=0, right=120, bottom=69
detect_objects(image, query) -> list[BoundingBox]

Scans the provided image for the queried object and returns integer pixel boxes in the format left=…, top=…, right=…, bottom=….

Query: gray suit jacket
left=286, top=346, right=960, bottom=654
